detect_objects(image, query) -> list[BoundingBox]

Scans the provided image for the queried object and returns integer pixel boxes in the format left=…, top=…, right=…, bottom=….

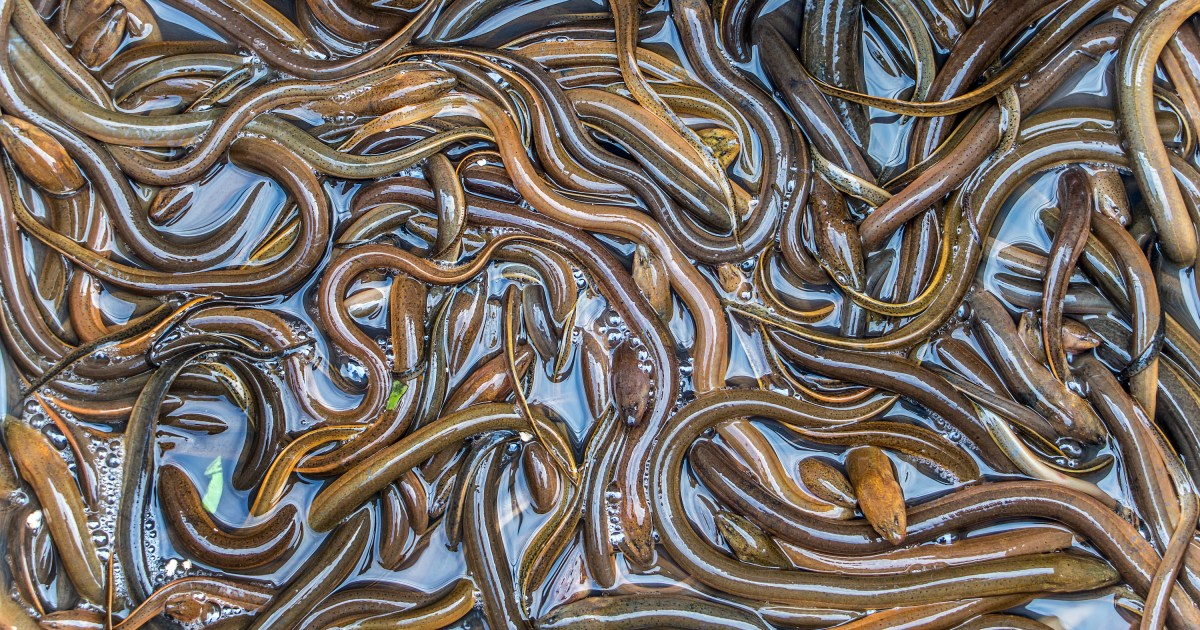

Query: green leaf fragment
left=202, top=457, right=223, bottom=513
left=385, top=381, right=408, bottom=411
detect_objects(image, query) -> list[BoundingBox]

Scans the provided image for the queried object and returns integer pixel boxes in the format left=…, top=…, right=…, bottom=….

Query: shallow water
left=0, top=1, right=1195, bottom=628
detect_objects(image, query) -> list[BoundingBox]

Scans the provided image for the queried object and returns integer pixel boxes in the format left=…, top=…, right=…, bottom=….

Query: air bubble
left=43, top=427, right=67, bottom=450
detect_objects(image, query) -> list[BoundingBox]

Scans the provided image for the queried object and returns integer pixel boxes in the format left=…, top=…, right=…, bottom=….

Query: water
left=0, top=1, right=1191, bottom=628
